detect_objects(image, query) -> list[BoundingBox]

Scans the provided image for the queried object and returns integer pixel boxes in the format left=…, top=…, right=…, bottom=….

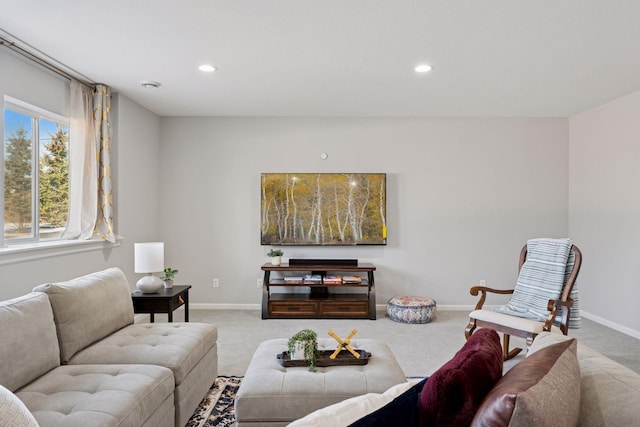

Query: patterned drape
left=62, top=81, right=114, bottom=242
left=93, top=85, right=115, bottom=242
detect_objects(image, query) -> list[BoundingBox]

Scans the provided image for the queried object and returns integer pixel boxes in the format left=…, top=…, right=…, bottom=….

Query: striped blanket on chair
left=494, top=238, right=580, bottom=328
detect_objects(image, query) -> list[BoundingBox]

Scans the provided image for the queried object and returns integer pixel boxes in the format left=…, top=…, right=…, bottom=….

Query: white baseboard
left=191, top=303, right=479, bottom=312
left=428, top=304, right=480, bottom=311
left=580, top=310, right=640, bottom=340
left=191, top=303, right=261, bottom=310
left=376, top=304, right=477, bottom=311
left=187, top=304, right=640, bottom=339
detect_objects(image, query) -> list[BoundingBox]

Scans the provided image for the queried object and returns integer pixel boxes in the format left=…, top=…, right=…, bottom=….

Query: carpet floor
left=187, top=309, right=640, bottom=376
left=186, top=376, right=242, bottom=427
left=178, top=309, right=640, bottom=425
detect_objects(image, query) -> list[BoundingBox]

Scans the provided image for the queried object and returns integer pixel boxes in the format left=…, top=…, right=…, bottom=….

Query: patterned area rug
left=186, top=376, right=242, bottom=427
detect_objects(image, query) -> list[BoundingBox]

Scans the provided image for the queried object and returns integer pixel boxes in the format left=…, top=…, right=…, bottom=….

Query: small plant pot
left=290, top=341, right=306, bottom=360
left=288, top=329, right=318, bottom=371
left=164, top=279, right=174, bottom=289
left=271, top=256, right=282, bottom=266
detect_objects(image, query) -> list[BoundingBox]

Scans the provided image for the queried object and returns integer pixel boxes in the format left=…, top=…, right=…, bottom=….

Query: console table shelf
left=261, top=262, right=376, bottom=320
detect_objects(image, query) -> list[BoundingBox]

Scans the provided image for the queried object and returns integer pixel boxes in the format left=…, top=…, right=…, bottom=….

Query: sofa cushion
left=471, top=338, right=580, bottom=427
left=173, top=342, right=218, bottom=427
left=527, top=330, right=571, bottom=354
left=67, top=322, right=218, bottom=386
left=0, top=293, right=60, bottom=391
left=0, top=384, right=39, bottom=427
left=68, top=323, right=218, bottom=427
left=33, top=268, right=134, bottom=363
left=418, top=328, right=503, bottom=427
left=16, top=364, right=174, bottom=427
left=468, top=309, right=561, bottom=334
left=575, top=342, right=640, bottom=426
left=289, top=378, right=426, bottom=427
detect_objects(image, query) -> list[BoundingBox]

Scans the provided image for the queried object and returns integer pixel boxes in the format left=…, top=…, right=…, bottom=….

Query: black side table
left=132, top=285, right=191, bottom=322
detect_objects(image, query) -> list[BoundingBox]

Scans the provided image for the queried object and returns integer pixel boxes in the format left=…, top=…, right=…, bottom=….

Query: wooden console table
left=132, top=285, right=191, bottom=322
left=261, top=262, right=376, bottom=320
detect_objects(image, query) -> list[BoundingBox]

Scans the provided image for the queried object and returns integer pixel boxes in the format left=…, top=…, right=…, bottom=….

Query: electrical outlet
left=257, top=279, right=263, bottom=288
left=213, top=278, right=220, bottom=288
left=480, top=279, right=486, bottom=286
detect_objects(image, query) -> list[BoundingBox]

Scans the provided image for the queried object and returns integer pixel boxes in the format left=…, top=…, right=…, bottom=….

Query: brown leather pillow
left=418, top=328, right=503, bottom=427
left=471, top=338, right=580, bottom=427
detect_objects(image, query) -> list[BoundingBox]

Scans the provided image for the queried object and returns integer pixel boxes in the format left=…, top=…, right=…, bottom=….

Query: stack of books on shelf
left=303, top=274, right=323, bottom=284
left=283, top=276, right=303, bottom=285
left=322, top=275, right=342, bottom=285
left=342, top=276, right=363, bottom=284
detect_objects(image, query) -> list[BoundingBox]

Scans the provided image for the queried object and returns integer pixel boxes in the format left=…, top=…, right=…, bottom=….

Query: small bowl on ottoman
left=387, top=296, right=437, bottom=324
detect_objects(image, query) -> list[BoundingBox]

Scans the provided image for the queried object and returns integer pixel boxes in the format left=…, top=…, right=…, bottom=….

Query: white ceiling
left=1, top=0, right=640, bottom=118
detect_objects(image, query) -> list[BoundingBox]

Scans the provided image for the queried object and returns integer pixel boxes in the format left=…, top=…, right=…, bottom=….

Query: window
left=3, top=97, right=69, bottom=244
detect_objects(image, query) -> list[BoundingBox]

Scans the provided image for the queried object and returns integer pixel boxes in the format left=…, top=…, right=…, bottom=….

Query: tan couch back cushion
left=33, top=268, right=134, bottom=363
left=0, top=293, right=60, bottom=391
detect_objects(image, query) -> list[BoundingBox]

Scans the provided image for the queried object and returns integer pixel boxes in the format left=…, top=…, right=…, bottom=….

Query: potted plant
left=161, top=267, right=179, bottom=289
left=288, top=329, right=319, bottom=372
left=267, top=248, right=284, bottom=266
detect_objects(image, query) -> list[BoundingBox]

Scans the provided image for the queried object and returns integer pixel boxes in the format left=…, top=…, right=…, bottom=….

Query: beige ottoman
left=235, top=338, right=407, bottom=426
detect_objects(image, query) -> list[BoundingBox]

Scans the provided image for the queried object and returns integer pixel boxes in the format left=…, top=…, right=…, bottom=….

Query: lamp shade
left=134, top=242, right=164, bottom=273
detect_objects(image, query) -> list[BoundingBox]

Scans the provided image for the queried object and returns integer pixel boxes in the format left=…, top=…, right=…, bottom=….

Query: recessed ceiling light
left=198, top=64, right=217, bottom=72
left=141, top=80, right=161, bottom=88
left=414, top=64, right=433, bottom=73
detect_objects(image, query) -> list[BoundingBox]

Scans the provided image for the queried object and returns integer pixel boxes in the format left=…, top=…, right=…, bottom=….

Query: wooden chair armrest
left=544, top=297, right=574, bottom=335
left=546, top=297, right=574, bottom=312
left=470, top=286, right=515, bottom=295
left=469, top=286, right=514, bottom=310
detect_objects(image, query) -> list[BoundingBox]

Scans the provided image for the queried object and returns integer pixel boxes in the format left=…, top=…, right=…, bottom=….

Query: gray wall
left=0, top=49, right=69, bottom=117
left=4, top=43, right=637, bottom=337
left=569, top=89, right=640, bottom=336
left=159, top=117, right=569, bottom=308
left=0, top=50, right=162, bottom=298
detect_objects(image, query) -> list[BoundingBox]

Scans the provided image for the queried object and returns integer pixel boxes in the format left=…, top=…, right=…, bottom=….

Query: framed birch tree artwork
left=261, top=173, right=387, bottom=246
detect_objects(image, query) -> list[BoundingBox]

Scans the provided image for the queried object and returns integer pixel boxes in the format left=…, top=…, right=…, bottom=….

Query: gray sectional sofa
left=0, top=268, right=218, bottom=427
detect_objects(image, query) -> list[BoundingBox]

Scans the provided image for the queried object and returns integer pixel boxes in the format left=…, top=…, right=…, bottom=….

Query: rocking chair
left=465, top=240, right=582, bottom=360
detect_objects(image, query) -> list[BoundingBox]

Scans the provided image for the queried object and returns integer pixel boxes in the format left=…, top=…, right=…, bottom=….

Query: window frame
left=3, top=95, right=70, bottom=246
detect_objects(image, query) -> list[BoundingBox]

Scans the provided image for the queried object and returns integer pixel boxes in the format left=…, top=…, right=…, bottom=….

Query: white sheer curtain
left=62, top=81, right=115, bottom=242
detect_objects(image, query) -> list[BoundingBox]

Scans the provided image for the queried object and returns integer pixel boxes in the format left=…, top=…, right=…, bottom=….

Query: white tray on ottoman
left=235, top=338, right=407, bottom=427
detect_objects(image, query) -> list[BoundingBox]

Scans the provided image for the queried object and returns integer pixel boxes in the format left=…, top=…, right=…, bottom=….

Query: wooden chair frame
left=464, top=244, right=582, bottom=360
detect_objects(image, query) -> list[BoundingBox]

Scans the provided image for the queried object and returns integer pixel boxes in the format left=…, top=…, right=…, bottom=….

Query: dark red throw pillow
left=418, top=328, right=503, bottom=427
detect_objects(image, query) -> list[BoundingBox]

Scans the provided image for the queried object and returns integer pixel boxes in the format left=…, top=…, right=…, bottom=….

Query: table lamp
left=134, top=242, right=165, bottom=293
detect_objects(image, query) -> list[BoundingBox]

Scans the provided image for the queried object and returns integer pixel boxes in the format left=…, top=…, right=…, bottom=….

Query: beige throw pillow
left=471, top=338, right=580, bottom=427
left=0, top=385, right=39, bottom=427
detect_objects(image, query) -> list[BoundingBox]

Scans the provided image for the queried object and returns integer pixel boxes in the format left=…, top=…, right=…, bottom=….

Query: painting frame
left=260, top=173, right=387, bottom=246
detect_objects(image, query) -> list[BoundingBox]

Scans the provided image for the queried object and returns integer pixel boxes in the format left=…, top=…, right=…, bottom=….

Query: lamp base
left=136, top=275, right=164, bottom=293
